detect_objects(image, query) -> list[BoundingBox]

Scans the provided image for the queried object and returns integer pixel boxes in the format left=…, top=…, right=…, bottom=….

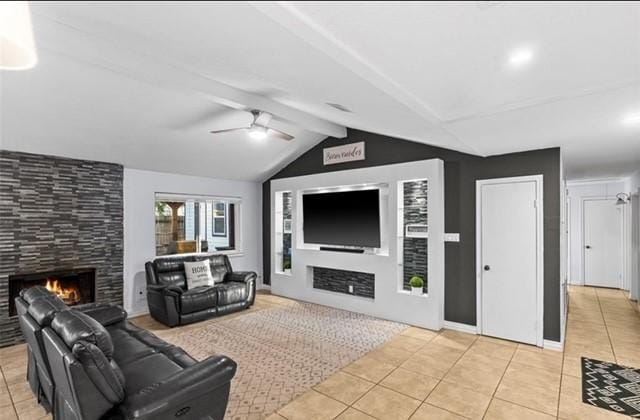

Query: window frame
left=154, top=193, right=243, bottom=258
left=212, top=201, right=227, bottom=237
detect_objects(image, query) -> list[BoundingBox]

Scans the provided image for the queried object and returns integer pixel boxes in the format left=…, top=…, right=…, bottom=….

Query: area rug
left=162, top=301, right=407, bottom=420
left=582, top=357, right=640, bottom=417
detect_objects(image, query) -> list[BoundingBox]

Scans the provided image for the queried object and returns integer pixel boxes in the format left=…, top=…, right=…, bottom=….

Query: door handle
left=484, top=265, right=490, bottom=271
left=585, top=245, right=591, bottom=249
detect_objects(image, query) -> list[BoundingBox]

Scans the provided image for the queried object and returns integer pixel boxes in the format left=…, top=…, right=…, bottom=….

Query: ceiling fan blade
left=254, top=111, right=273, bottom=127
left=209, top=126, right=250, bottom=134
left=268, top=128, right=294, bottom=141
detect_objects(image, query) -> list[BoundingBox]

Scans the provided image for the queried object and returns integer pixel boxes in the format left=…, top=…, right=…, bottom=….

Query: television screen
left=303, top=189, right=380, bottom=247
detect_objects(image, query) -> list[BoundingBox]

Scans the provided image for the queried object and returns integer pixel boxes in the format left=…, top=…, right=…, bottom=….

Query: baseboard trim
left=443, top=321, right=478, bottom=334
left=543, top=339, right=564, bottom=352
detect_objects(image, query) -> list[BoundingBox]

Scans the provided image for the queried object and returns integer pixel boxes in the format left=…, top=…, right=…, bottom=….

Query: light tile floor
left=269, top=286, right=640, bottom=420
left=1, top=286, right=638, bottom=419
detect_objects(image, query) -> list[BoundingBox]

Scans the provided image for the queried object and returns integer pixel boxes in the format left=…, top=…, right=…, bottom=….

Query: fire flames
left=45, top=278, right=81, bottom=305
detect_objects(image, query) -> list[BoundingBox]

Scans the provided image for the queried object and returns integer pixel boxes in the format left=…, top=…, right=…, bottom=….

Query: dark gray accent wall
left=263, top=129, right=561, bottom=341
left=313, top=266, right=375, bottom=299
left=0, top=150, right=124, bottom=347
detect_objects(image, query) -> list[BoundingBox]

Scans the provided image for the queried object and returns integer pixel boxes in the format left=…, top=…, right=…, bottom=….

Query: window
left=212, top=201, right=226, bottom=236
left=155, top=194, right=240, bottom=256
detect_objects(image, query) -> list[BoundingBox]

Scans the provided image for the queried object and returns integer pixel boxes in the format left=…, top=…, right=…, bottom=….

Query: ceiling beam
left=251, top=1, right=480, bottom=154
left=31, top=13, right=347, bottom=139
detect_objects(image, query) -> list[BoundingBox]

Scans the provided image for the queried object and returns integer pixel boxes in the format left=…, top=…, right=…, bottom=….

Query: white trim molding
left=476, top=175, right=545, bottom=347
left=443, top=321, right=478, bottom=335
left=543, top=339, right=564, bottom=352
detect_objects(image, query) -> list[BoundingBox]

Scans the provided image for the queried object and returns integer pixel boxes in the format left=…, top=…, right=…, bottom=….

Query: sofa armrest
left=224, top=271, right=256, bottom=306
left=146, top=285, right=183, bottom=327
left=224, top=271, right=257, bottom=284
left=119, top=356, right=237, bottom=420
left=76, top=303, right=128, bottom=326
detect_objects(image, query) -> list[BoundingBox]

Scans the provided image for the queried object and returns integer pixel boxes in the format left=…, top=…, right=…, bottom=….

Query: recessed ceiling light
left=248, top=126, right=267, bottom=140
left=622, top=111, right=640, bottom=126
left=508, top=47, right=534, bottom=68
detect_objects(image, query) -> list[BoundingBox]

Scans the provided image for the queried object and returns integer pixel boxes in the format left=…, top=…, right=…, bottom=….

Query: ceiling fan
left=209, top=110, right=294, bottom=141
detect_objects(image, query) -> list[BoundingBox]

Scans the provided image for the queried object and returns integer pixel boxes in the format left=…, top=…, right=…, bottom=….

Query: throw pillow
left=184, top=260, right=215, bottom=289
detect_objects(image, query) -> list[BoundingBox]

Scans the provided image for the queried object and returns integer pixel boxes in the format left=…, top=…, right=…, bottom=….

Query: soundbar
left=319, top=247, right=365, bottom=254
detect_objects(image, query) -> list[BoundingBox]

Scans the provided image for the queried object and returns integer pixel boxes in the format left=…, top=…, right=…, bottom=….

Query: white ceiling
left=1, top=1, right=639, bottom=181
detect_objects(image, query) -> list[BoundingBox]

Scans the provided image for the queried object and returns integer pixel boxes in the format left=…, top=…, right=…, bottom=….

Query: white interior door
left=479, top=177, right=541, bottom=345
left=583, top=199, right=623, bottom=288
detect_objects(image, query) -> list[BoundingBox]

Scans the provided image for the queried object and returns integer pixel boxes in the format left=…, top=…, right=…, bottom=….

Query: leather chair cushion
left=194, top=255, right=229, bottom=283
left=180, top=286, right=218, bottom=314
left=216, top=282, right=247, bottom=306
left=154, top=257, right=192, bottom=273
left=21, top=286, right=55, bottom=304
left=210, top=265, right=228, bottom=284
left=77, top=303, right=127, bottom=326
left=52, top=310, right=114, bottom=359
left=107, top=328, right=156, bottom=366
left=156, top=272, right=187, bottom=288
left=119, top=353, right=182, bottom=395
left=72, top=341, right=125, bottom=404
left=27, top=295, right=67, bottom=326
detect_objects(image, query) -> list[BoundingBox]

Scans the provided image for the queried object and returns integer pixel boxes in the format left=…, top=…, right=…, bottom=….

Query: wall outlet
left=348, top=284, right=354, bottom=294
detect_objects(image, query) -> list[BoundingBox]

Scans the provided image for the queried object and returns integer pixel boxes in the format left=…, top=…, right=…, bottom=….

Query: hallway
left=559, top=286, right=640, bottom=419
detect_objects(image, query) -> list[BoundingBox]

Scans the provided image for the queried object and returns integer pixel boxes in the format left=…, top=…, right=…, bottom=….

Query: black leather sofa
left=16, top=286, right=236, bottom=420
left=145, top=254, right=256, bottom=327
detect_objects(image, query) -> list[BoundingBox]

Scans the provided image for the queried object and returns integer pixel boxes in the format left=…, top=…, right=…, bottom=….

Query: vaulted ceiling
left=1, top=1, right=639, bottom=181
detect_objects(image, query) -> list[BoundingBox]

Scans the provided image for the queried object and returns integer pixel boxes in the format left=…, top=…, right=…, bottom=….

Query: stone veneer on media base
left=0, top=150, right=124, bottom=347
left=313, top=266, right=375, bottom=299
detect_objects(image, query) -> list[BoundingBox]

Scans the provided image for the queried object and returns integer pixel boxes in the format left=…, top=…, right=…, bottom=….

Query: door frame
left=476, top=175, right=544, bottom=347
left=581, top=196, right=624, bottom=289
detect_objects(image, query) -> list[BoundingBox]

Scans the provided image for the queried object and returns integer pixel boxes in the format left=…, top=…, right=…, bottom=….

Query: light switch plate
left=444, top=233, right=460, bottom=242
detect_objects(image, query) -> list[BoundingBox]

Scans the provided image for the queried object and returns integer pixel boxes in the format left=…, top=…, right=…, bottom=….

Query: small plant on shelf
left=409, top=275, right=425, bottom=295
left=283, top=260, right=291, bottom=271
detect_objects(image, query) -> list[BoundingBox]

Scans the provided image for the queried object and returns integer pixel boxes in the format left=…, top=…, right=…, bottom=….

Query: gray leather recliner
left=16, top=286, right=237, bottom=420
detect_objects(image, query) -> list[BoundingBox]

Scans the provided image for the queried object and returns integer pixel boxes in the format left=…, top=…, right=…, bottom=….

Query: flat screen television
left=303, top=189, right=381, bottom=248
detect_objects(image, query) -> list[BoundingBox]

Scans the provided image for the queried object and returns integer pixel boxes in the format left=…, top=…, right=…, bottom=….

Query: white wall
left=123, top=168, right=262, bottom=315
left=270, top=159, right=445, bottom=331
left=567, top=179, right=627, bottom=286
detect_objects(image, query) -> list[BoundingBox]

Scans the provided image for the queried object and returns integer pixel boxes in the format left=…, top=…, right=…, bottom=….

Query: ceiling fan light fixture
left=248, top=125, right=267, bottom=140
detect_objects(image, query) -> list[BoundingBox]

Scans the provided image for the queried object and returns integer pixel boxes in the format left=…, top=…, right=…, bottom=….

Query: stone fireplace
left=0, top=150, right=123, bottom=347
left=8, top=268, right=96, bottom=317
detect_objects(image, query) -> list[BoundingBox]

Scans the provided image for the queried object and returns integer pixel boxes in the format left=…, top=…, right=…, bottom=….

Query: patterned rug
left=163, top=301, right=407, bottom=420
left=582, top=357, right=640, bottom=417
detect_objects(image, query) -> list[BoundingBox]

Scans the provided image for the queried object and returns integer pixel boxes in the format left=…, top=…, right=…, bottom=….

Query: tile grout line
left=480, top=342, right=518, bottom=420
left=415, top=333, right=481, bottom=419
left=594, top=288, right=618, bottom=363
left=0, top=365, right=20, bottom=420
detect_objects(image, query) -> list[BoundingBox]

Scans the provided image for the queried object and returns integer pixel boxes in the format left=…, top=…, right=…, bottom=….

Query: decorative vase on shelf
left=409, top=275, right=425, bottom=296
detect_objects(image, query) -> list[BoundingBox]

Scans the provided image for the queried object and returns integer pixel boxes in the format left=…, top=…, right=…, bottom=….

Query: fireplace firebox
left=8, top=268, right=96, bottom=316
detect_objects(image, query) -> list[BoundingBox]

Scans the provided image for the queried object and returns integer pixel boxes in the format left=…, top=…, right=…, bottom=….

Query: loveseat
left=145, top=254, right=256, bottom=327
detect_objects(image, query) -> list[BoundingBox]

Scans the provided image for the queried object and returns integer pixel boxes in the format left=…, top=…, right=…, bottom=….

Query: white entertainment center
left=270, top=159, right=445, bottom=330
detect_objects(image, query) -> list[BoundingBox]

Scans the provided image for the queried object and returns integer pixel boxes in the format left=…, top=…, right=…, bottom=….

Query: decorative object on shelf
left=409, top=275, right=425, bottom=295
left=283, top=219, right=292, bottom=233
left=283, top=260, right=291, bottom=271
left=616, top=192, right=629, bottom=205
left=405, top=223, right=428, bottom=238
